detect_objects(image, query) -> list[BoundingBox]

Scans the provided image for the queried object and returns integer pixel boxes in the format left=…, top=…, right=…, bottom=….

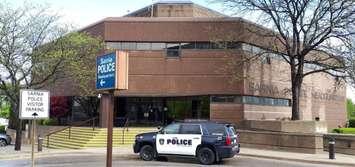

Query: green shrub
left=39, top=118, right=58, bottom=126
left=332, top=128, right=341, bottom=133
left=0, top=125, right=5, bottom=133
left=349, top=119, right=355, bottom=128
left=332, top=128, right=355, bottom=134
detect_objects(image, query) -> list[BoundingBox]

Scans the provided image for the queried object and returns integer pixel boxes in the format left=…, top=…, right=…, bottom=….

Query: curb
left=239, top=153, right=355, bottom=167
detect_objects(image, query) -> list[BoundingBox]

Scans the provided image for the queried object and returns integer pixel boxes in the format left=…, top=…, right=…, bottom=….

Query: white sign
left=19, top=90, right=50, bottom=119
left=0, top=118, right=8, bottom=126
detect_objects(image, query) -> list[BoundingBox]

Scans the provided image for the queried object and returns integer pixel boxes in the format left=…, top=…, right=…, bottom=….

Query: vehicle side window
left=227, top=126, right=236, bottom=136
left=180, top=124, right=201, bottom=134
left=206, top=124, right=226, bottom=135
left=163, top=123, right=180, bottom=134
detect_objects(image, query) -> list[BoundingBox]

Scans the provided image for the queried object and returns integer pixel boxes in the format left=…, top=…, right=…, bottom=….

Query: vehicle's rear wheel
left=139, top=145, right=155, bottom=161
left=197, top=147, right=215, bottom=165
left=0, top=139, right=6, bottom=147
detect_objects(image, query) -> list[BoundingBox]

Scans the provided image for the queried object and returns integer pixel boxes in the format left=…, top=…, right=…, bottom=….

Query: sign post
left=96, top=51, right=128, bottom=167
left=31, top=113, right=38, bottom=167
left=19, top=89, right=50, bottom=167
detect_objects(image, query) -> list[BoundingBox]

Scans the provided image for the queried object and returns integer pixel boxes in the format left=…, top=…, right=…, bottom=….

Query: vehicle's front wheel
left=0, top=139, right=7, bottom=147
left=197, top=147, right=215, bottom=165
left=139, top=145, right=155, bottom=161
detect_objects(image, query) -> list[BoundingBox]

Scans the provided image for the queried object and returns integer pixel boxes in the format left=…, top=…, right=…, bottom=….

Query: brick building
left=50, top=1, right=346, bottom=129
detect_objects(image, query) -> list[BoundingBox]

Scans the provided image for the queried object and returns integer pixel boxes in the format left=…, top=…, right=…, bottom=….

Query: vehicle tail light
left=225, top=135, right=232, bottom=146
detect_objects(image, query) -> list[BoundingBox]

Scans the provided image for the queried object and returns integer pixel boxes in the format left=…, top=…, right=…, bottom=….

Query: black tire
left=139, top=145, right=155, bottom=161
left=197, top=147, right=215, bottom=165
left=0, top=139, right=6, bottom=147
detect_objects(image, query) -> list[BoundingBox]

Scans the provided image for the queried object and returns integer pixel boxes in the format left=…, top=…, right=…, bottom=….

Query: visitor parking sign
left=19, top=90, right=50, bottom=119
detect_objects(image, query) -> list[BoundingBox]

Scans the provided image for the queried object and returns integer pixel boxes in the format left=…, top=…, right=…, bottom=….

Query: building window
left=211, top=96, right=235, bottom=103
left=181, top=42, right=195, bottom=49
left=226, top=42, right=241, bottom=49
left=166, top=43, right=180, bottom=57
left=106, top=42, right=121, bottom=50
left=121, top=42, right=137, bottom=50
left=151, top=43, right=165, bottom=50
left=136, top=43, right=151, bottom=50
left=210, top=42, right=225, bottom=49
left=211, top=95, right=290, bottom=107
left=196, top=42, right=210, bottom=49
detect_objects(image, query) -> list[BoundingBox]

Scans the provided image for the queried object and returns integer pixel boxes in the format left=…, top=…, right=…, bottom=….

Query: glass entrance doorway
left=116, top=96, right=209, bottom=126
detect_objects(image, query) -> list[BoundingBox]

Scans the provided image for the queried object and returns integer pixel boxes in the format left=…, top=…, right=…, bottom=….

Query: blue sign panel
left=96, top=52, right=116, bottom=90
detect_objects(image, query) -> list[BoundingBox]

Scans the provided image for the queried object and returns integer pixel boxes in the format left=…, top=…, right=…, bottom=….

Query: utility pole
left=31, top=112, right=38, bottom=167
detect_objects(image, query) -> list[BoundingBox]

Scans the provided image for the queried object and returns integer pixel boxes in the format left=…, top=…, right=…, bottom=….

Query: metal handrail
left=121, top=118, right=129, bottom=144
left=46, top=117, right=98, bottom=147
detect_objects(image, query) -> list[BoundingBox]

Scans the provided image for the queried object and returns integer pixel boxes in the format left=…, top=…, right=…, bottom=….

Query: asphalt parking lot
left=0, top=154, right=342, bottom=167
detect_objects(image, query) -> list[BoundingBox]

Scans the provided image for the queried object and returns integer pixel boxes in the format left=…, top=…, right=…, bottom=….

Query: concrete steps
left=44, top=127, right=156, bottom=149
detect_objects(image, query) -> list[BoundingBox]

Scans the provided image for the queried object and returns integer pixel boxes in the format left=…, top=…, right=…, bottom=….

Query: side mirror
left=157, top=126, right=164, bottom=134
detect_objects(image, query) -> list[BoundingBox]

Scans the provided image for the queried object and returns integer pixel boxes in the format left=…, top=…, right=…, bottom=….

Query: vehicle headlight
left=135, top=135, right=143, bottom=140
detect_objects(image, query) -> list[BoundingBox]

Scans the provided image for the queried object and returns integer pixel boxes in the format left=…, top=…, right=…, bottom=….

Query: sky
left=7, top=0, right=227, bottom=27
left=4, top=0, right=355, bottom=102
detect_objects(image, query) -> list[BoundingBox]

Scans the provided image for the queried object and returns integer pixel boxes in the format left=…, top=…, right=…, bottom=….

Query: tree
left=50, top=96, right=70, bottom=119
left=0, top=96, right=10, bottom=118
left=218, top=0, right=355, bottom=120
left=0, top=2, right=103, bottom=150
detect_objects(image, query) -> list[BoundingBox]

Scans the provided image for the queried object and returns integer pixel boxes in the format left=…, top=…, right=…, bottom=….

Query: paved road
left=0, top=154, right=341, bottom=167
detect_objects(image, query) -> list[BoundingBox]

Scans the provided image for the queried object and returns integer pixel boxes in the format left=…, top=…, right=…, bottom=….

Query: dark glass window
left=136, top=43, right=151, bottom=50
left=163, top=123, right=180, bottom=134
left=166, top=43, right=180, bottom=57
left=211, top=95, right=290, bottom=107
left=180, top=124, right=201, bottom=134
left=211, top=96, right=234, bottom=103
left=243, top=96, right=259, bottom=104
left=151, top=43, right=165, bottom=50
left=206, top=124, right=226, bottom=135
left=211, top=42, right=225, bottom=49
left=196, top=42, right=210, bottom=49
left=226, top=42, right=241, bottom=49
left=274, top=99, right=290, bottom=106
left=181, top=42, right=195, bottom=49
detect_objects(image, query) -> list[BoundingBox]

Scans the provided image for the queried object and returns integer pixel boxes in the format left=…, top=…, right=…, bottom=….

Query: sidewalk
left=1, top=145, right=354, bottom=166
left=239, top=148, right=355, bottom=166
left=0, top=144, right=134, bottom=160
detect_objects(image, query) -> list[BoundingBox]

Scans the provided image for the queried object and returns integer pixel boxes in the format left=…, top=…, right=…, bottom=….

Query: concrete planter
left=238, top=129, right=324, bottom=154
left=242, top=120, right=328, bottom=133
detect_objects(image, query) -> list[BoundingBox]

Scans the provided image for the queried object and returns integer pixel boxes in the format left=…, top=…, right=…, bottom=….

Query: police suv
left=133, top=121, right=240, bottom=165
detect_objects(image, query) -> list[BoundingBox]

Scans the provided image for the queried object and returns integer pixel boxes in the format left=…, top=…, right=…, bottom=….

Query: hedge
left=0, top=125, right=5, bottom=133
left=349, top=119, right=355, bottom=128
left=332, top=128, right=355, bottom=134
left=39, top=118, right=58, bottom=126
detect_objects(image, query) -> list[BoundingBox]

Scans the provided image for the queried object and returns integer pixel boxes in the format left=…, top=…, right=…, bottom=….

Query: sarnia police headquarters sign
left=19, top=90, right=49, bottom=119
left=96, top=52, right=117, bottom=90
